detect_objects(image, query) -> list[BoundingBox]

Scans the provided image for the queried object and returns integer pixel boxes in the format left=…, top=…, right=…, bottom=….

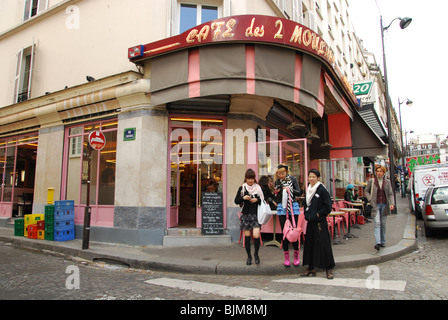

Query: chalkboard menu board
left=201, top=192, right=224, bottom=235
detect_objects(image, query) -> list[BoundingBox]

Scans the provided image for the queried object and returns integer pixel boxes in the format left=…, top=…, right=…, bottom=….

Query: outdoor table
left=328, top=211, right=345, bottom=245
left=348, top=202, right=364, bottom=228
left=339, top=208, right=360, bottom=238
left=264, top=211, right=282, bottom=249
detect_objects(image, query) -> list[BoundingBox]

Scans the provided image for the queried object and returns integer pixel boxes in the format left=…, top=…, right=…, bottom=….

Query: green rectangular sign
left=353, top=81, right=373, bottom=96
left=123, top=128, right=136, bottom=141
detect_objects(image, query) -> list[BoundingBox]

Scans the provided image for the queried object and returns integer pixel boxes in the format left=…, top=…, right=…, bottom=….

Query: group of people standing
left=234, top=164, right=396, bottom=278
left=234, top=165, right=335, bottom=279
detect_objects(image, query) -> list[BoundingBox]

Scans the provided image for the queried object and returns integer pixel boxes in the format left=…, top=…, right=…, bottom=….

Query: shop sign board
left=201, top=192, right=224, bottom=235
left=352, top=80, right=375, bottom=105
left=128, top=15, right=357, bottom=103
left=406, top=154, right=441, bottom=173
left=129, top=15, right=336, bottom=64
left=353, top=80, right=373, bottom=96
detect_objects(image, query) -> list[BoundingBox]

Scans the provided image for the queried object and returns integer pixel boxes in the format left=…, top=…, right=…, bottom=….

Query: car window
left=431, top=187, right=448, bottom=205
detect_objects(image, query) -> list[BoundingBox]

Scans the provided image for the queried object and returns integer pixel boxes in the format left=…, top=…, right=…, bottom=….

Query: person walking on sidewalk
left=234, top=169, right=263, bottom=265
left=301, top=169, right=335, bottom=279
left=365, top=165, right=395, bottom=251
left=274, top=164, right=302, bottom=267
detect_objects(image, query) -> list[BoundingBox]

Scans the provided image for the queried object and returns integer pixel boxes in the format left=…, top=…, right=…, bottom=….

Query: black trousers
left=278, top=214, right=299, bottom=251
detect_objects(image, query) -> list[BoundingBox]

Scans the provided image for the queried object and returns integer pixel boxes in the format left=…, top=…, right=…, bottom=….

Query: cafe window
left=0, top=133, right=38, bottom=215
left=64, top=119, right=117, bottom=206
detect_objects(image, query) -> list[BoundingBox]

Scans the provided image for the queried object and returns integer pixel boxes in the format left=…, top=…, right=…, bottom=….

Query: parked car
left=410, top=163, right=448, bottom=217
left=420, top=184, right=448, bottom=237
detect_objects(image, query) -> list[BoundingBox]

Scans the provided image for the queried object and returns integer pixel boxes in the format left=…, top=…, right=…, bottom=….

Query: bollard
left=47, top=188, right=54, bottom=204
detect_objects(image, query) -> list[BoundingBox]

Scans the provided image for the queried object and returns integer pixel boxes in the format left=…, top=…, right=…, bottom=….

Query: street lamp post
left=398, top=98, right=413, bottom=198
left=380, top=15, right=412, bottom=213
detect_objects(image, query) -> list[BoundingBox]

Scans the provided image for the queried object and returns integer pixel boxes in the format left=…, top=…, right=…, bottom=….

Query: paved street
left=1, top=218, right=447, bottom=304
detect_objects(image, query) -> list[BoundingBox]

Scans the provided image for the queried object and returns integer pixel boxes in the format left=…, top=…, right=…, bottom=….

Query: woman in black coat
left=301, top=169, right=335, bottom=279
left=234, top=169, right=263, bottom=266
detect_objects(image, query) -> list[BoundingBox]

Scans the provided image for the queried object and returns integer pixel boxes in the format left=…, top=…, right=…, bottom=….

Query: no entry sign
left=88, top=131, right=106, bottom=150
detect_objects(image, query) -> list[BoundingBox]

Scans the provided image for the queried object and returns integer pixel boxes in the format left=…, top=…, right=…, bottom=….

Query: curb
left=0, top=213, right=417, bottom=275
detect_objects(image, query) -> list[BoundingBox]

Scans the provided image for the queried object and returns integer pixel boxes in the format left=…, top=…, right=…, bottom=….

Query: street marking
left=145, top=277, right=346, bottom=300
left=273, top=277, right=406, bottom=291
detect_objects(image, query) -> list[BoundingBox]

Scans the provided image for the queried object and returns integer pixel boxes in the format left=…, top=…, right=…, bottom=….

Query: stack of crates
left=24, top=214, right=44, bottom=238
left=44, top=204, right=55, bottom=241
left=54, top=200, right=75, bottom=241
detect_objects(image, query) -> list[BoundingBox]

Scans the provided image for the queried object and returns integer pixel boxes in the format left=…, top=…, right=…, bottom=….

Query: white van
left=410, top=163, right=448, bottom=216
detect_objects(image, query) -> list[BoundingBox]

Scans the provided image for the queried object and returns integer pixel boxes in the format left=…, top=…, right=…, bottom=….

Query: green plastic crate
left=14, top=219, right=24, bottom=236
left=44, top=205, right=54, bottom=221
left=44, top=229, right=54, bottom=241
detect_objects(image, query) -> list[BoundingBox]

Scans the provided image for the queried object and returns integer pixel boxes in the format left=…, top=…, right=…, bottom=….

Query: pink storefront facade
left=0, top=15, right=385, bottom=246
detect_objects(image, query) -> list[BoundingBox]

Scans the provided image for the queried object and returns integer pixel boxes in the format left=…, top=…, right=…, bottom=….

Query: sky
left=348, top=0, right=447, bottom=138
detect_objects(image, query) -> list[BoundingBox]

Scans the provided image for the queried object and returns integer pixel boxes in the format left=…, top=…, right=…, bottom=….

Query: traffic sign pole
left=82, top=131, right=106, bottom=250
left=82, top=145, right=92, bottom=250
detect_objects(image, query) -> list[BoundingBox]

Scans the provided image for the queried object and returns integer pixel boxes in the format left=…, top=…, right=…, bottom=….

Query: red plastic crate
left=37, top=220, right=45, bottom=230
left=27, top=224, right=37, bottom=239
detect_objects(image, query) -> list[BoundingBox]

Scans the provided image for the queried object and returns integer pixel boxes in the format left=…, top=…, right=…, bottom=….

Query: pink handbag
left=282, top=189, right=299, bottom=243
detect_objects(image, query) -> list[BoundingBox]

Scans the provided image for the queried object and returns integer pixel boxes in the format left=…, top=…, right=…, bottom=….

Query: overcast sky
left=348, top=0, right=447, bottom=138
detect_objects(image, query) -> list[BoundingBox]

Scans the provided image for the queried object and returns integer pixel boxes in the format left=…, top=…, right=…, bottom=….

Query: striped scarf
left=280, top=175, right=294, bottom=214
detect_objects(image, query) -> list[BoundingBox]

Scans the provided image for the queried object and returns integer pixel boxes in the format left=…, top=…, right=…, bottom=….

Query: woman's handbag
left=257, top=200, right=273, bottom=225
left=282, top=189, right=300, bottom=243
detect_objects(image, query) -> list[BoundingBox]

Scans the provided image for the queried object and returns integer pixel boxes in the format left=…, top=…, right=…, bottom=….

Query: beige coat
left=365, top=177, right=395, bottom=217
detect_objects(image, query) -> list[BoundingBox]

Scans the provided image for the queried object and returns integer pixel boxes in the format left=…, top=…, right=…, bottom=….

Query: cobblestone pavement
left=1, top=220, right=447, bottom=302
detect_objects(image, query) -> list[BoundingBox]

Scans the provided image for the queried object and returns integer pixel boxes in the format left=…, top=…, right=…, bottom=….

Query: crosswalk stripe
left=273, top=277, right=406, bottom=292
left=145, top=278, right=347, bottom=300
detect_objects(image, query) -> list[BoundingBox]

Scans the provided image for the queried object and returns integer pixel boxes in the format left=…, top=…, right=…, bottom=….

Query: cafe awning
left=351, top=109, right=387, bottom=157
left=129, top=15, right=359, bottom=118
left=358, top=103, right=388, bottom=143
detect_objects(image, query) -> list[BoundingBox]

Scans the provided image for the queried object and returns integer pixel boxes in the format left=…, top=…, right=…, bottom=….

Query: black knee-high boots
left=245, top=236, right=252, bottom=265
left=245, top=236, right=260, bottom=265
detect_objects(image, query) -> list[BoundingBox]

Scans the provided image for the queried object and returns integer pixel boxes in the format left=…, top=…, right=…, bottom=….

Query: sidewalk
left=0, top=196, right=416, bottom=275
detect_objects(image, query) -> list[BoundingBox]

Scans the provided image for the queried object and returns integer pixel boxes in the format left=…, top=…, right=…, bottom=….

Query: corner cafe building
left=0, top=15, right=384, bottom=246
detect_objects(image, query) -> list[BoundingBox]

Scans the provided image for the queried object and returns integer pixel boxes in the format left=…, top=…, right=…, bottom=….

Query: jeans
left=374, top=203, right=387, bottom=245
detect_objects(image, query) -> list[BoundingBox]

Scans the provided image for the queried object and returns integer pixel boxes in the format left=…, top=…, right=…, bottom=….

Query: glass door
left=0, top=133, right=38, bottom=218
left=168, top=116, right=225, bottom=229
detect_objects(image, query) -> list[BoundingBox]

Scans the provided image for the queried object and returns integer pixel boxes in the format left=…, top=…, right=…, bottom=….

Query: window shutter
left=14, top=49, right=24, bottom=103
left=27, top=40, right=36, bottom=100
left=37, top=0, right=48, bottom=14
left=23, top=0, right=31, bottom=21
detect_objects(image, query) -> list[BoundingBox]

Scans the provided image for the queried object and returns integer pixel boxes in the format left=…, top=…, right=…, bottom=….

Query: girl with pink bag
left=274, top=164, right=302, bottom=267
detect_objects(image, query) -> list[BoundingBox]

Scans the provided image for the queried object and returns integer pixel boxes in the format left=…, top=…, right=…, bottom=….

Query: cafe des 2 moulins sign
left=128, top=15, right=357, bottom=101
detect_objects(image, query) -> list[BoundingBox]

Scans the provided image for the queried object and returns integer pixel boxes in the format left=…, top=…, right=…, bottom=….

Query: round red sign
left=88, top=131, right=106, bottom=150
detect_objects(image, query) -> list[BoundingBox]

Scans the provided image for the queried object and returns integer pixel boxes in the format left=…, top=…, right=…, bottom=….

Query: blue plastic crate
left=54, top=219, right=75, bottom=229
left=54, top=209, right=75, bottom=221
left=54, top=200, right=75, bottom=211
left=54, top=228, right=75, bottom=241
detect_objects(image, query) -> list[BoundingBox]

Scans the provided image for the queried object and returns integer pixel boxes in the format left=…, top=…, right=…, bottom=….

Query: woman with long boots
left=274, top=164, right=302, bottom=267
left=234, top=169, right=263, bottom=265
